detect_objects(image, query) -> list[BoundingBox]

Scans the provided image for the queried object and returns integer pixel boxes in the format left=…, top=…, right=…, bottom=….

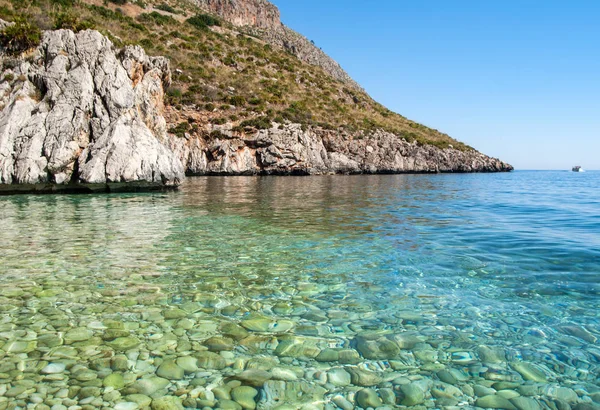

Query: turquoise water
left=0, top=171, right=599, bottom=409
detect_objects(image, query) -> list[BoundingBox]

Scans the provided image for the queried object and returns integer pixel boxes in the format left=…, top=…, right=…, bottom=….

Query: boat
left=572, top=166, right=585, bottom=172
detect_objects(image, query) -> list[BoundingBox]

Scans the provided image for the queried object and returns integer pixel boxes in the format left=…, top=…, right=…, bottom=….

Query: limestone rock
left=0, top=27, right=184, bottom=193
left=175, top=124, right=512, bottom=177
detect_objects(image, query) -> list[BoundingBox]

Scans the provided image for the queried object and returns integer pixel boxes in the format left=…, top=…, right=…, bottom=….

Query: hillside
left=0, top=0, right=512, bottom=191
left=0, top=0, right=478, bottom=148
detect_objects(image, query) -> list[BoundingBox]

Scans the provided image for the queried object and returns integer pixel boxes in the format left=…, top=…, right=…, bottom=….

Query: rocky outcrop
left=169, top=123, right=513, bottom=176
left=0, top=27, right=184, bottom=194
left=195, top=0, right=281, bottom=30
left=194, top=0, right=362, bottom=90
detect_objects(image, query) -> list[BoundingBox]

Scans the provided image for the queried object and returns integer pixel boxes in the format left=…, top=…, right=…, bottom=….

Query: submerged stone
left=234, top=369, right=272, bottom=387
left=241, top=317, right=295, bottom=334
left=356, top=388, right=383, bottom=408
left=151, top=396, right=184, bottom=410
left=109, top=337, right=140, bottom=351
left=156, top=361, right=185, bottom=380
left=231, top=386, right=258, bottom=409
left=511, top=362, right=547, bottom=383
left=475, top=394, right=518, bottom=410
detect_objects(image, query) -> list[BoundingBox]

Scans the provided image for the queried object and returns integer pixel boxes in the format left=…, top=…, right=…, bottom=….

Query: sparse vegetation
left=0, top=0, right=469, bottom=150
left=0, top=17, right=41, bottom=54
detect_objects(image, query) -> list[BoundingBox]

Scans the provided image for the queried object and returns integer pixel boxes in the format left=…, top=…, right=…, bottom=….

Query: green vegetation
left=0, top=17, right=41, bottom=54
left=186, top=13, right=220, bottom=30
left=0, top=0, right=469, bottom=150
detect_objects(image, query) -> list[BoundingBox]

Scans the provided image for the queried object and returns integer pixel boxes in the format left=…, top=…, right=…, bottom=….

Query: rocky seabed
left=0, top=270, right=599, bottom=410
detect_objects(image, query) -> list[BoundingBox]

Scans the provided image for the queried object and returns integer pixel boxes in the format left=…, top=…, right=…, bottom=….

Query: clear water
left=0, top=171, right=599, bottom=409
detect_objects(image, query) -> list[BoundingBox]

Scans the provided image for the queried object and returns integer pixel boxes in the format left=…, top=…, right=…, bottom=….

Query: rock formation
left=195, top=0, right=281, bottom=30
left=0, top=24, right=511, bottom=194
left=0, top=27, right=185, bottom=193
left=169, top=123, right=513, bottom=176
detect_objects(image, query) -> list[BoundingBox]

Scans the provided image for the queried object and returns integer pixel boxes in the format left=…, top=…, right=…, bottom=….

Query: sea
left=0, top=171, right=598, bottom=409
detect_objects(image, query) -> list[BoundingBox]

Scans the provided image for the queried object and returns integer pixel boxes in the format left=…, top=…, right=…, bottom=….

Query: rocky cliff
left=0, top=26, right=184, bottom=193
left=193, top=0, right=362, bottom=90
left=168, top=121, right=512, bottom=176
left=195, top=0, right=281, bottom=30
left=0, top=25, right=511, bottom=194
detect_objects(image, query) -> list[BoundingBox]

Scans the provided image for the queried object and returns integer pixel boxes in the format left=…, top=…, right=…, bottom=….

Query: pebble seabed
left=0, top=272, right=599, bottom=410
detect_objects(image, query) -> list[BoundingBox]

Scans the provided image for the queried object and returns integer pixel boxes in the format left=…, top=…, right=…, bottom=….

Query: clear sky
left=272, top=0, right=599, bottom=170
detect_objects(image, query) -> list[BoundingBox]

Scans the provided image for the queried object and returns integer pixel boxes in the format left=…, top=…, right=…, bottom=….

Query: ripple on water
left=0, top=172, right=599, bottom=409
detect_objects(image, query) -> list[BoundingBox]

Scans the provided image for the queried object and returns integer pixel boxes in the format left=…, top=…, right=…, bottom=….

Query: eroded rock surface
left=169, top=123, right=513, bottom=176
left=0, top=27, right=184, bottom=193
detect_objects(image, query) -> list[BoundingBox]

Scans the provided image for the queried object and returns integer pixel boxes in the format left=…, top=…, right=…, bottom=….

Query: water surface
left=0, top=171, right=599, bottom=409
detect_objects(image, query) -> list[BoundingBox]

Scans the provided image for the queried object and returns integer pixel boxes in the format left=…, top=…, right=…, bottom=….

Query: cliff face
left=168, top=122, right=513, bottom=176
left=195, top=0, right=281, bottom=30
left=0, top=27, right=184, bottom=193
left=194, top=0, right=362, bottom=90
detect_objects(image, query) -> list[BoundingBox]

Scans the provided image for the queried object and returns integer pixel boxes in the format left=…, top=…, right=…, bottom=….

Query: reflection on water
left=0, top=172, right=599, bottom=409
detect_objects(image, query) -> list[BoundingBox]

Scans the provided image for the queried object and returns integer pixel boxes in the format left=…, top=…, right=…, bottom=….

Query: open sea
left=0, top=171, right=599, bottom=409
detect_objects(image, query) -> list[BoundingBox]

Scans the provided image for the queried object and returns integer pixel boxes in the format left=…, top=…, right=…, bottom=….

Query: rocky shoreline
left=0, top=27, right=512, bottom=195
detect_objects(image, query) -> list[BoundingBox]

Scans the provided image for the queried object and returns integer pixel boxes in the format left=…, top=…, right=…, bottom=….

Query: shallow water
left=1, top=171, right=599, bottom=409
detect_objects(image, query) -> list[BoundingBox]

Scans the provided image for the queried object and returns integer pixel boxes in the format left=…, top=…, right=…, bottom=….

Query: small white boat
left=572, top=166, right=585, bottom=172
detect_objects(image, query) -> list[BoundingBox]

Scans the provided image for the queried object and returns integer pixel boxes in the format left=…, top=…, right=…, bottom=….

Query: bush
left=0, top=18, right=41, bottom=55
left=108, top=0, right=127, bottom=5
left=156, top=3, right=177, bottom=13
left=228, top=95, right=246, bottom=107
left=186, top=14, right=220, bottom=30
left=237, top=116, right=272, bottom=131
left=210, top=117, right=226, bottom=125
left=138, top=38, right=153, bottom=48
left=51, top=0, right=76, bottom=8
left=138, top=12, right=175, bottom=26
left=168, top=122, right=190, bottom=138
left=54, top=12, right=95, bottom=31
left=165, top=87, right=182, bottom=104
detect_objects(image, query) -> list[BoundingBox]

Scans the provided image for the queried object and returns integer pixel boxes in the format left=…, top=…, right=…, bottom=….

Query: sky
left=272, top=0, right=600, bottom=170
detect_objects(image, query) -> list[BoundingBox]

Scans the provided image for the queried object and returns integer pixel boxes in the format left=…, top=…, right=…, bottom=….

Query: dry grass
left=0, top=0, right=473, bottom=150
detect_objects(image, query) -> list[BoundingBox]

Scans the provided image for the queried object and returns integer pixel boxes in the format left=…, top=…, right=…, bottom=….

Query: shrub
left=138, top=38, right=153, bottom=48
left=165, top=87, right=182, bottom=104
left=210, top=117, right=226, bottom=125
left=168, top=121, right=190, bottom=138
left=186, top=14, right=220, bottom=30
left=51, top=0, right=75, bottom=8
left=156, top=3, right=177, bottom=13
left=108, top=0, right=127, bottom=5
left=0, top=18, right=41, bottom=55
left=204, top=103, right=215, bottom=111
left=209, top=130, right=227, bottom=140
left=2, top=73, right=15, bottom=83
left=237, top=116, right=271, bottom=131
left=281, top=101, right=312, bottom=124
left=54, top=12, right=95, bottom=31
left=138, top=12, right=175, bottom=26
left=228, top=95, right=246, bottom=107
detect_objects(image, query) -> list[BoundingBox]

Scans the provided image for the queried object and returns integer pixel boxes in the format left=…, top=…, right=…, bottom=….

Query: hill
left=0, top=0, right=512, bottom=192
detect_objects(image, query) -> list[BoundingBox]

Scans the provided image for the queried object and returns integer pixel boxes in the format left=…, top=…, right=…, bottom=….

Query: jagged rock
left=0, top=26, right=184, bottom=193
left=174, top=123, right=513, bottom=176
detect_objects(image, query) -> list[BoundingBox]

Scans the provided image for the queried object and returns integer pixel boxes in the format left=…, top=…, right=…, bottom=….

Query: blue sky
left=272, top=1, right=599, bottom=170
